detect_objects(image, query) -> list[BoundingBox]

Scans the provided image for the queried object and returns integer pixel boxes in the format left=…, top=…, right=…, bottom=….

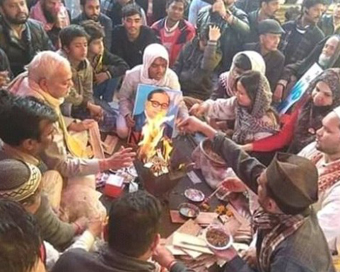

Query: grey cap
left=258, top=19, right=285, bottom=35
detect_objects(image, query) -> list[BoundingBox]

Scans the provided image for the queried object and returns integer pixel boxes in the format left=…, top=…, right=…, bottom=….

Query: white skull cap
left=333, top=106, right=340, bottom=120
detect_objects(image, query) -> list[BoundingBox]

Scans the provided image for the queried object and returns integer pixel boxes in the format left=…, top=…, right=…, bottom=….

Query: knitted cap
left=0, top=160, right=41, bottom=202
left=266, top=153, right=318, bottom=214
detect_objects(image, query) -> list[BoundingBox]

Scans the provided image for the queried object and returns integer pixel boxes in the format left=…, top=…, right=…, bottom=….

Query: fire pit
left=134, top=135, right=195, bottom=197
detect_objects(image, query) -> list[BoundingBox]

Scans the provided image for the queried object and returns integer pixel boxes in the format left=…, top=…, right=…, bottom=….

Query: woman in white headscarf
left=117, top=43, right=187, bottom=139
left=211, top=51, right=266, bottom=100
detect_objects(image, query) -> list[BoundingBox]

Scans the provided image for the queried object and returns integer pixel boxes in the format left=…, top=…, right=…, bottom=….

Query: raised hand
left=209, top=25, right=221, bottom=42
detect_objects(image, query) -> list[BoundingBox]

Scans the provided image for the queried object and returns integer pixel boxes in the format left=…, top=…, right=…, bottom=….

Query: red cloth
left=251, top=100, right=307, bottom=152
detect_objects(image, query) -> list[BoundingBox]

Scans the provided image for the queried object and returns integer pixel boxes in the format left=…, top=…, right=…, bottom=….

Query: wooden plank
left=89, top=122, right=105, bottom=159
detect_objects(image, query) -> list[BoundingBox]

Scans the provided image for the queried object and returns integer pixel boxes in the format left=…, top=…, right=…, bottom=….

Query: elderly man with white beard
left=274, top=35, right=340, bottom=102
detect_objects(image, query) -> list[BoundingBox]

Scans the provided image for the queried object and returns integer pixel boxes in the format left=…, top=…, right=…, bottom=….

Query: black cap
left=266, top=153, right=318, bottom=215
left=258, top=19, right=285, bottom=35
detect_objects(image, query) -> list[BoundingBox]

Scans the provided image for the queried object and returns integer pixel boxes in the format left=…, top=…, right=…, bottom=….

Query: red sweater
left=151, top=18, right=195, bottom=67
left=251, top=100, right=307, bottom=152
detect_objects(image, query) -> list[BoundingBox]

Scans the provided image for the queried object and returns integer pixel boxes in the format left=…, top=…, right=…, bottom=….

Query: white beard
left=318, top=53, right=332, bottom=68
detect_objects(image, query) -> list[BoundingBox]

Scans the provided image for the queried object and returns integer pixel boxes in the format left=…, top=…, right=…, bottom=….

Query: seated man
left=178, top=116, right=335, bottom=272
left=173, top=25, right=222, bottom=100
left=30, top=0, right=71, bottom=48
left=246, top=0, right=280, bottom=43
left=0, top=91, right=110, bottom=223
left=0, top=199, right=46, bottom=272
left=275, top=35, right=340, bottom=102
left=51, top=190, right=192, bottom=272
left=197, top=0, right=250, bottom=72
left=72, top=0, right=112, bottom=50
left=298, top=105, right=340, bottom=253
left=105, top=0, right=146, bottom=27
left=117, top=43, right=187, bottom=139
left=111, top=4, right=159, bottom=69
left=0, top=90, right=63, bottom=211
left=7, top=52, right=135, bottom=179
left=0, top=159, right=88, bottom=250
left=0, top=0, right=54, bottom=76
left=279, top=0, right=325, bottom=66
left=81, top=20, right=129, bottom=103
left=151, top=0, right=195, bottom=67
left=244, top=19, right=285, bottom=92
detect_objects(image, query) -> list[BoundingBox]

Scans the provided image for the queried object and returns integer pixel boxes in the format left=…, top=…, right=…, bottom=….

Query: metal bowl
left=178, top=203, right=200, bottom=219
left=200, top=138, right=226, bottom=167
left=184, top=188, right=205, bottom=202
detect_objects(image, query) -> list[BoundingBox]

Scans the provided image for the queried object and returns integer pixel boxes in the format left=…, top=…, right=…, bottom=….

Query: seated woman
left=242, top=68, right=340, bottom=154
left=117, top=43, right=187, bottom=139
left=191, top=70, right=279, bottom=144
left=211, top=51, right=266, bottom=100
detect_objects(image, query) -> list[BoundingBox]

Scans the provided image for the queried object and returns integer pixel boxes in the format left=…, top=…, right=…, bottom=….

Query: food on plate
left=206, top=228, right=230, bottom=248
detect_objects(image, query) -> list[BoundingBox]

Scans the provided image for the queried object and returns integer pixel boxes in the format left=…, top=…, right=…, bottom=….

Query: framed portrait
left=128, top=84, right=183, bottom=146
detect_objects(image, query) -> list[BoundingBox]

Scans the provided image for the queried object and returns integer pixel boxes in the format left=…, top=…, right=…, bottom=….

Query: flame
left=137, top=113, right=174, bottom=175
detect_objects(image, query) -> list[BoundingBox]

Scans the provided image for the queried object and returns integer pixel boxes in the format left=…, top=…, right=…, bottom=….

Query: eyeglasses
left=149, top=100, right=169, bottom=110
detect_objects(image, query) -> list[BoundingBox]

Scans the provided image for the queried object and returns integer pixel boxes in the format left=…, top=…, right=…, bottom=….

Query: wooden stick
left=89, top=122, right=105, bottom=159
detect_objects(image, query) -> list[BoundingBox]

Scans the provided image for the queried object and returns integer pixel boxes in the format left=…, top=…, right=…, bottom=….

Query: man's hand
left=209, top=25, right=221, bottom=42
left=189, top=103, right=208, bottom=117
left=221, top=177, right=247, bottom=193
left=106, top=147, right=136, bottom=170
left=211, top=246, right=238, bottom=261
left=239, top=143, right=253, bottom=152
left=240, top=247, right=257, bottom=268
left=178, top=116, right=207, bottom=134
left=87, top=102, right=104, bottom=121
left=152, top=245, right=176, bottom=269
left=0, top=71, right=10, bottom=88
left=68, top=119, right=96, bottom=132
left=73, top=216, right=89, bottom=234
left=212, top=0, right=227, bottom=17
left=125, top=114, right=136, bottom=128
left=95, top=72, right=109, bottom=85
left=273, top=84, right=284, bottom=103
left=87, top=216, right=103, bottom=237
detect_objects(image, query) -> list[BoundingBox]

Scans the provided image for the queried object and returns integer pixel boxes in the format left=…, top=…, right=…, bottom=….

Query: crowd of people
left=1, top=0, right=340, bottom=271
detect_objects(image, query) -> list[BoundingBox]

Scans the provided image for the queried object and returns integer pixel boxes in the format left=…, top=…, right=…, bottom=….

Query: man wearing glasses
left=133, top=88, right=173, bottom=140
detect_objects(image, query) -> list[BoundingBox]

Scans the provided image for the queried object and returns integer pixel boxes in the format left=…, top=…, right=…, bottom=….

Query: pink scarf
left=30, top=1, right=70, bottom=31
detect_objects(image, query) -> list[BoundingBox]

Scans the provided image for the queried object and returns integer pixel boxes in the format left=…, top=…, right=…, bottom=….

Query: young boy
left=81, top=20, right=129, bottom=102
left=58, top=24, right=103, bottom=121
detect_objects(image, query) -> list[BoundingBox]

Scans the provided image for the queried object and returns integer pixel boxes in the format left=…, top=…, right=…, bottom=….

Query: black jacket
left=72, top=13, right=113, bottom=51
left=244, top=42, right=285, bottom=91
left=111, top=25, right=159, bottom=68
left=173, top=38, right=222, bottom=100
left=197, top=5, right=250, bottom=72
left=0, top=18, right=54, bottom=76
left=279, top=19, right=325, bottom=65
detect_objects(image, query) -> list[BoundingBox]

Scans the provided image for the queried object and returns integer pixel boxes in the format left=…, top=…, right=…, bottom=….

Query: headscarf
left=220, top=51, right=266, bottom=97
left=289, top=68, right=340, bottom=154
left=232, top=72, right=278, bottom=144
left=139, top=43, right=170, bottom=86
